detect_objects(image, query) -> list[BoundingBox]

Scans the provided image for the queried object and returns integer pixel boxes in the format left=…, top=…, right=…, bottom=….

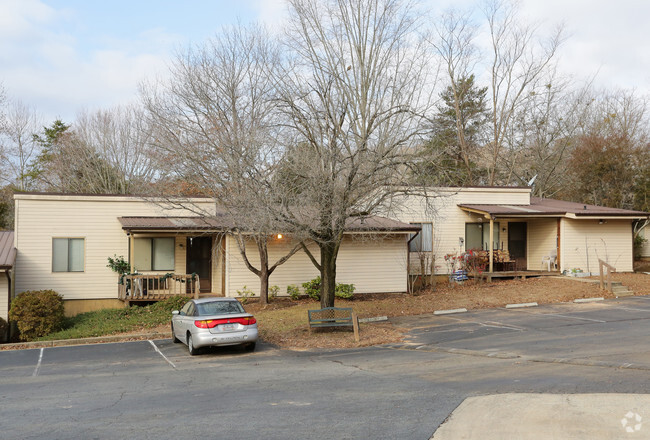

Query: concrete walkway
left=432, top=393, right=650, bottom=439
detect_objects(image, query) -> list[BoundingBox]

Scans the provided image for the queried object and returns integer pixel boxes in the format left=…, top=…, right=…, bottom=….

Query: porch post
left=556, top=218, right=561, bottom=272
left=489, top=218, right=494, bottom=274
left=129, top=233, right=135, bottom=274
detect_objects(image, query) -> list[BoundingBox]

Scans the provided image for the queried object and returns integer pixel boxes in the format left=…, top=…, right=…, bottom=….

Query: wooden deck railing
left=118, top=274, right=200, bottom=301
left=598, top=259, right=615, bottom=293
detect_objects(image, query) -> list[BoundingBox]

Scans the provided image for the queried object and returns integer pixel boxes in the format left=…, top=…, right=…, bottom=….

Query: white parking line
left=609, top=306, right=650, bottom=313
left=540, top=313, right=606, bottom=323
left=479, top=321, right=526, bottom=331
left=148, top=340, right=176, bottom=369
left=32, top=348, right=44, bottom=377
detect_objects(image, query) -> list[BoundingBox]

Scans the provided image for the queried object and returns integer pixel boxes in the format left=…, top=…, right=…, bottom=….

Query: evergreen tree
left=423, top=75, right=489, bottom=186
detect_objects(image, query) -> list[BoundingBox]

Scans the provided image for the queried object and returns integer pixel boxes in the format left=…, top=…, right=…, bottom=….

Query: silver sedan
left=171, top=297, right=258, bottom=355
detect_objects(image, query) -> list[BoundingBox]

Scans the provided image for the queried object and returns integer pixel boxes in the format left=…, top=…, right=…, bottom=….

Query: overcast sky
left=1, top=0, right=648, bottom=124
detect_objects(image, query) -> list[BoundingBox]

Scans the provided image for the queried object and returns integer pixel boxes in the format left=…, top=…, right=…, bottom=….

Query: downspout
left=407, top=231, right=420, bottom=294
left=128, top=233, right=134, bottom=274
left=489, top=217, right=494, bottom=274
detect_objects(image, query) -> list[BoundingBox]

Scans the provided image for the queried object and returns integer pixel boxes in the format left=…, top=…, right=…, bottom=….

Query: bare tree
left=142, top=24, right=302, bottom=305
left=0, top=99, right=42, bottom=190
left=34, top=106, right=159, bottom=194
left=274, top=0, right=436, bottom=307
left=72, top=105, right=160, bottom=193
left=503, top=78, right=592, bottom=197
left=483, top=0, right=564, bottom=185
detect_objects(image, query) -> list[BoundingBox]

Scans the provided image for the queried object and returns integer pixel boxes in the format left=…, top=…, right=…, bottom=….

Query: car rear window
left=196, top=301, right=245, bottom=316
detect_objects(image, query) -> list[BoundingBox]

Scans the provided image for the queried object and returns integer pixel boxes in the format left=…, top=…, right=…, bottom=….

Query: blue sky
left=0, top=0, right=286, bottom=122
left=1, top=0, right=649, bottom=124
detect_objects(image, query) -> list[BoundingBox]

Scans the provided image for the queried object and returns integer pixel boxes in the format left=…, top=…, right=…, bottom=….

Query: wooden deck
left=118, top=274, right=200, bottom=305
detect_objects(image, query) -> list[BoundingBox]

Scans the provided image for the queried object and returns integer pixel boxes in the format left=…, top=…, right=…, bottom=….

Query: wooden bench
left=308, top=307, right=360, bottom=342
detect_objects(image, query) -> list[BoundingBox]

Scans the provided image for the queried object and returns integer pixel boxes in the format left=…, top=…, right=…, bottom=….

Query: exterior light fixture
left=277, top=234, right=283, bottom=239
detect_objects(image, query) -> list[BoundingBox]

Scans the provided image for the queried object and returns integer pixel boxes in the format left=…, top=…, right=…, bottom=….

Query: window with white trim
left=52, top=238, right=85, bottom=272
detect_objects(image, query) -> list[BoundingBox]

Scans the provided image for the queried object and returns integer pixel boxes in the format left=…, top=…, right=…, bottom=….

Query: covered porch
left=458, top=204, right=563, bottom=280
left=458, top=196, right=649, bottom=278
left=118, top=216, right=230, bottom=303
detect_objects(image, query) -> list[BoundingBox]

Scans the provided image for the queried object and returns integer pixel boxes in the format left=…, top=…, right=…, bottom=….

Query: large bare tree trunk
left=319, top=241, right=339, bottom=308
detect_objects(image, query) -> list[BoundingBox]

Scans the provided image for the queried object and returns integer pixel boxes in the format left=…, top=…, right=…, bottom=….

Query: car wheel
left=244, top=342, right=256, bottom=352
left=171, top=324, right=181, bottom=343
left=187, top=333, right=198, bottom=356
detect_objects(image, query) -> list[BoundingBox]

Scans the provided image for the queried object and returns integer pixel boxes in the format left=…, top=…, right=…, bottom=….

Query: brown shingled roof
left=118, top=216, right=233, bottom=232
left=0, top=231, right=16, bottom=270
left=459, top=197, right=649, bottom=218
left=118, top=215, right=420, bottom=233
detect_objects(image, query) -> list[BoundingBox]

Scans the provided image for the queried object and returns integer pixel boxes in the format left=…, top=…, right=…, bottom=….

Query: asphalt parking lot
left=391, top=295, right=650, bottom=370
left=2, top=296, right=650, bottom=439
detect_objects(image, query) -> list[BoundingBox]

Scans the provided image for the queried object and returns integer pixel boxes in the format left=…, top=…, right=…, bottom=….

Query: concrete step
left=615, top=290, right=635, bottom=297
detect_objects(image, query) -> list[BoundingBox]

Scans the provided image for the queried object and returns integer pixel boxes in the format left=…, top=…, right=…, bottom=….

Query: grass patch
left=37, top=296, right=189, bottom=341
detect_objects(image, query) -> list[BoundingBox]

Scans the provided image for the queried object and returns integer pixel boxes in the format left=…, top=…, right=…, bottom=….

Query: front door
left=187, top=236, right=212, bottom=293
left=508, top=222, right=527, bottom=270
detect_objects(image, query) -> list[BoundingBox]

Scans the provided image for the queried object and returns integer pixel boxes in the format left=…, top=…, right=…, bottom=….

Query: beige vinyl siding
left=527, top=219, right=557, bottom=271
left=14, top=195, right=214, bottom=300
left=175, top=236, right=187, bottom=273
left=561, top=219, right=634, bottom=273
left=394, top=188, right=530, bottom=274
left=225, top=234, right=409, bottom=297
left=0, top=273, right=8, bottom=321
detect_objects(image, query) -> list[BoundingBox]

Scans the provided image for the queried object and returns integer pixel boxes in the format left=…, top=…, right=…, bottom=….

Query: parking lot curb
left=573, top=297, right=605, bottom=303
left=434, top=308, right=468, bottom=315
left=505, top=302, right=538, bottom=309
left=0, top=331, right=171, bottom=351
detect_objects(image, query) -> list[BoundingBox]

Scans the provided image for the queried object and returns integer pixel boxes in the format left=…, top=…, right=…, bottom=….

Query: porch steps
left=565, top=277, right=634, bottom=297
left=611, top=281, right=634, bottom=297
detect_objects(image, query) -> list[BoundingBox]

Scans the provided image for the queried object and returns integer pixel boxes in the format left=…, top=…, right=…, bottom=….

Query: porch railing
left=598, top=259, right=615, bottom=293
left=118, top=274, right=200, bottom=301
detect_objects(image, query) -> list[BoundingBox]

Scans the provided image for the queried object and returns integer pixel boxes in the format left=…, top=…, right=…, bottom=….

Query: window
left=180, top=301, right=192, bottom=316
left=465, top=222, right=500, bottom=250
left=197, top=300, right=245, bottom=316
left=409, top=223, right=433, bottom=252
left=52, top=238, right=84, bottom=272
left=134, top=238, right=175, bottom=271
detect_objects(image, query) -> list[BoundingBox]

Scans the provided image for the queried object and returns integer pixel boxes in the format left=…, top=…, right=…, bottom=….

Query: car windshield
left=196, top=301, right=245, bottom=316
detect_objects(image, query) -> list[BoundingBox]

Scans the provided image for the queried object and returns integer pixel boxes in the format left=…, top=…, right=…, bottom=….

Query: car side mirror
left=171, top=310, right=179, bottom=315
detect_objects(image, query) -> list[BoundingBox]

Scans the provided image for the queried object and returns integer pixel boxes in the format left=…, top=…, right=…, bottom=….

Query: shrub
left=302, top=277, right=322, bottom=300
left=287, top=284, right=301, bottom=300
left=149, top=295, right=189, bottom=313
left=301, top=277, right=356, bottom=301
left=237, top=286, right=254, bottom=304
left=9, top=290, right=65, bottom=341
left=269, top=285, right=280, bottom=299
left=106, top=255, right=130, bottom=275
left=335, top=283, right=355, bottom=299
left=0, top=316, right=8, bottom=341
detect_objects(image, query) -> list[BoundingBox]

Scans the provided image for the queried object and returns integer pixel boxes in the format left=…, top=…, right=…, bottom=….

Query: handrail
left=598, top=259, right=615, bottom=293
left=118, top=273, right=200, bottom=301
